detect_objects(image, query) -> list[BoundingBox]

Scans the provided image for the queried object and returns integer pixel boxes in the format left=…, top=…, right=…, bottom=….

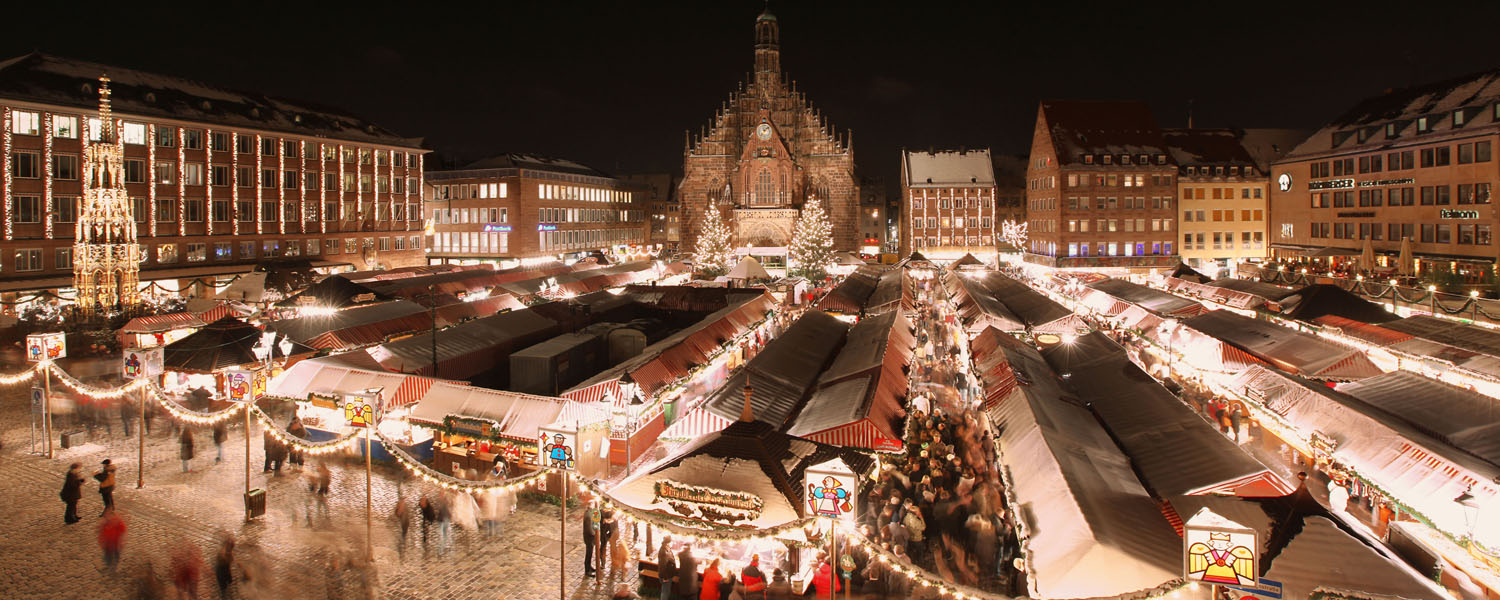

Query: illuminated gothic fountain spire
left=74, top=74, right=142, bottom=316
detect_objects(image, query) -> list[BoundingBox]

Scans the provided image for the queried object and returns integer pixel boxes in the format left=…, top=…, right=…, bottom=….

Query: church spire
left=753, top=7, right=780, bottom=91
left=97, top=74, right=115, bottom=143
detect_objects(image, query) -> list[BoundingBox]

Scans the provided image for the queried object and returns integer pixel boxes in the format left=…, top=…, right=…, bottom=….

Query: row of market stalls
left=116, top=300, right=250, bottom=348
left=1080, top=277, right=1208, bottom=320
left=1166, top=275, right=1294, bottom=312
left=1313, top=314, right=1500, bottom=399
left=817, top=264, right=912, bottom=318
left=1222, top=365, right=1500, bottom=593
left=1167, top=310, right=1384, bottom=382
left=983, top=325, right=1443, bottom=599
left=944, top=269, right=1089, bottom=336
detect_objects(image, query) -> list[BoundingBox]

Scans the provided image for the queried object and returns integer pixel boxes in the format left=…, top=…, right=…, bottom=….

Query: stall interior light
left=298, top=306, right=339, bottom=317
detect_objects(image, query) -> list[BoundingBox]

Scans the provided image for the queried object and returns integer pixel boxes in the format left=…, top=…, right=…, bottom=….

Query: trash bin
left=60, top=430, right=86, bottom=449
left=245, top=488, right=266, bottom=518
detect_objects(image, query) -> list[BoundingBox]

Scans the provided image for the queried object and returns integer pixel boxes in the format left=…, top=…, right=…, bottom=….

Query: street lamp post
left=1471, top=290, right=1481, bottom=322
left=1390, top=279, right=1399, bottom=314
left=1429, top=284, right=1439, bottom=316
left=1456, top=487, right=1480, bottom=549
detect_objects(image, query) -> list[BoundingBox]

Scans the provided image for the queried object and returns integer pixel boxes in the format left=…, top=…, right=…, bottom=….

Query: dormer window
left=1454, top=109, right=1467, bottom=127
left=1214, top=166, right=1224, bottom=176
left=1137, top=154, right=1148, bottom=165
left=1154, top=154, right=1166, bottom=165
left=1082, top=154, right=1094, bottom=164
left=1185, top=166, right=1196, bottom=175
left=1417, top=116, right=1430, bottom=132
left=1245, top=166, right=1256, bottom=176
left=1230, top=166, right=1240, bottom=176
left=1385, top=123, right=1398, bottom=138
left=1102, top=154, right=1113, bottom=165
left=1121, top=154, right=1132, bottom=165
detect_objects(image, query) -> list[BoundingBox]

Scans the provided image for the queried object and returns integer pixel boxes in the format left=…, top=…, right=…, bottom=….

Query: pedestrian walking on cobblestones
left=393, top=496, right=411, bottom=559
left=133, top=560, right=167, bottom=599
left=95, top=459, right=117, bottom=515
left=120, top=396, right=137, bottom=438
left=287, top=417, right=307, bottom=469
left=213, top=535, right=235, bottom=599
left=170, top=542, right=203, bottom=600
left=179, top=429, right=195, bottom=473
left=61, top=462, right=84, bottom=524
left=98, top=507, right=126, bottom=572
left=212, top=422, right=226, bottom=464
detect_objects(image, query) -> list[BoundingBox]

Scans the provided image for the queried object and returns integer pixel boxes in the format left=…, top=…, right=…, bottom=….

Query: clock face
left=756, top=123, right=772, bottom=141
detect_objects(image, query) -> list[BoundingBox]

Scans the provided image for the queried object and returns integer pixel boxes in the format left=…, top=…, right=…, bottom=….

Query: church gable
left=735, top=114, right=803, bottom=208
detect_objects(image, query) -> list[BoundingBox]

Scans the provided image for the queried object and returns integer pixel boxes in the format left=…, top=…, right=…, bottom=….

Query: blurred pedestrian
left=393, top=496, right=411, bottom=559
left=95, top=459, right=117, bottom=515
left=120, top=396, right=137, bottom=439
left=213, top=535, right=235, bottom=598
left=170, top=542, right=202, bottom=600
left=98, top=508, right=125, bottom=572
left=133, top=560, right=167, bottom=599
left=419, top=494, right=436, bottom=553
left=765, top=569, right=792, bottom=600
left=286, top=417, right=307, bottom=468
left=179, top=429, right=195, bottom=473
left=657, top=537, right=677, bottom=600
left=212, top=422, right=226, bottom=464
left=61, top=462, right=84, bottom=524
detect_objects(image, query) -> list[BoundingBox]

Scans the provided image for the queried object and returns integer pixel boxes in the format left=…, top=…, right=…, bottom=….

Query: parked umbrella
left=1360, top=238, right=1375, bottom=271
left=1398, top=236, right=1414, bottom=276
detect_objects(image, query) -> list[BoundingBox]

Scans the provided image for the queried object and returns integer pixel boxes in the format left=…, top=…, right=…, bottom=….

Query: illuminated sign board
left=1307, top=178, right=1354, bottom=190
left=537, top=224, right=557, bottom=231
left=483, top=224, right=512, bottom=232
left=1358, top=177, right=1414, bottom=187
left=1441, top=209, right=1480, bottom=220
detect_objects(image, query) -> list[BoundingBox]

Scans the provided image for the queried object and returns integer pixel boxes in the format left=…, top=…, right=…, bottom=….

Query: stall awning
left=122, top=312, right=206, bottom=334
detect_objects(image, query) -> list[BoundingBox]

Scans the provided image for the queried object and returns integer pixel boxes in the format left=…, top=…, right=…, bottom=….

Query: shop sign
left=25, top=332, right=66, bottom=362
left=297, top=296, right=317, bottom=306
left=1441, top=209, right=1480, bottom=220
left=1308, top=178, right=1353, bottom=190
left=1358, top=177, right=1414, bottom=187
left=535, top=424, right=577, bottom=471
left=342, top=392, right=377, bottom=428
left=804, top=457, right=859, bottom=522
left=482, top=224, right=512, bottom=232
left=537, top=224, right=557, bottom=231
left=1276, top=173, right=1292, bottom=192
left=1223, top=578, right=1283, bottom=599
left=121, top=347, right=164, bottom=380
left=222, top=368, right=266, bottom=403
left=351, top=293, right=376, bottom=303
left=1183, top=508, right=1258, bottom=587
left=307, top=392, right=339, bottom=410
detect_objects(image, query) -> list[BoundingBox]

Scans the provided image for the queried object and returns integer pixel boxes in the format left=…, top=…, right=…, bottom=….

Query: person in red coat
left=810, top=558, right=841, bottom=599
left=97, top=508, right=126, bottom=572
left=700, top=557, right=723, bottom=600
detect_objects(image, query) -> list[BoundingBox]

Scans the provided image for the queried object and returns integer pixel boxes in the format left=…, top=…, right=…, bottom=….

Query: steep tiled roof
left=1285, top=67, right=1500, bottom=159
left=902, top=148, right=995, bottom=186
left=0, top=52, right=422, bottom=147
left=1040, top=100, right=1170, bottom=166
left=453, top=153, right=609, bottom=178
left=1161, top=129, right=1256, bottom=166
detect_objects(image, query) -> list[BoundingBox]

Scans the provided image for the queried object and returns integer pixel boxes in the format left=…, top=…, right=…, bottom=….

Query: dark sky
left=6, top=1, right=1500, bottom=186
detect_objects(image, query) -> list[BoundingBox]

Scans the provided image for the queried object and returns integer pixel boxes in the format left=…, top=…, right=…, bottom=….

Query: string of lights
left=566, top=473, right=817, bottom=545
left=143, top=381, right=246, bottom=426
left=0, top=363, right=39, bottom=386
left=377, top=430, right=547, bottom=494
left=252, top=405, right=361, bottom=456
left=49, top=364, right=147, bottom=399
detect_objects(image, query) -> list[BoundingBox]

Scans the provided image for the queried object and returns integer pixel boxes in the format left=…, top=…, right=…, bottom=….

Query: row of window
left=6, top=195, right=420, bottom=228
left=1079, top=153, right=1169, bottom=166
left=537, top=183, right=633, bottom=203
left=1181, top=231, right=1265, bottom=251
left=1181, top=165, right=1257, bottom=178
left=1310, top=184, right=1492, bottom=208
left=1066, top=218, right=1174, bottom=233
left=1062, top=241, right=1175, bottom=257
left=539, top=228, right=640, bottom=251
left=431, top=207, right=506, bottom=225
left=1309, top=222, right=1492, bottom=245
left=1183, top=209, right=1264, bottom=222
left=1309, top=141, right=1493, bottom=179
left=909, top=197, right=994, bottom=210
left=1064, top=173, right=1176, bottom=188
left=430, top=231, right=509, bottom=254
left=1060, top=196, right=1176, bottom=211
left=1183, top=187, right=1264, bottom=200
left=910, top=236, right=993, bottom=248
left=9, top=111, right=417, bottom=168
left=7, top=151, right=414, bottom=193
left=911, top=217, right=995, bottom=230
left=538, top=207, right=641, bottom=224
left=433, top=183, right=507, bottom=200
left=1345, top=106, right=1500, bottom=144
left=5, top=234, right=422, bottom=273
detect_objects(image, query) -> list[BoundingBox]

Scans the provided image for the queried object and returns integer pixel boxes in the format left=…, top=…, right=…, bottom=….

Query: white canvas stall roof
left=1272, top=516, right=1444, bottom=600
left=726, top=256, right=771, bottom=280
left=948, top=272, right=1026, bottom=333
left=1337, top=371, right=1500, bottom=466
left=1086, top=277, right=1205, bottom=317
left=1384, top=314, right=1500, bottom=359
left=992, top=364, right=1182, bottom=599
left=407, top=383, right=598, bottom=442
left=268, top=355, right=407, bottom=402
left=1180, top=310, right=1380, bottom=380
left=610, top=454, right=802, bottom=529
left=1042, top=332, right=1292, bottom=497
left=1227, top=365, right=1500, bottom=549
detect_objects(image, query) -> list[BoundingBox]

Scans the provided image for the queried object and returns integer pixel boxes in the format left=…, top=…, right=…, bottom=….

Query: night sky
left=5, top=1, right=1499, bottom=187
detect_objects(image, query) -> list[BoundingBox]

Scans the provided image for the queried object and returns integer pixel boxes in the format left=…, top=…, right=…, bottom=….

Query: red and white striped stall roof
left=658, top=407, right=733, bottom=440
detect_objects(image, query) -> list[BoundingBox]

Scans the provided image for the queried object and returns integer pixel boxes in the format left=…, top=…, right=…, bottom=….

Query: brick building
left=1023, top=100, right=1180, bottom=268
left=1269, top=69, right=1500, bottom=279
left=0, top=53, right=427, bottom=296
left=679, top=9, right=859, bottom=268
left=858, top=175, right=888, bottom=255
left=990, top=152, right=1028, bottom=234
left=621, top=172, right=679, bottom=249
left=900, top=148, right=998, bottom=260
left=425, top=154, right=645, bottom=265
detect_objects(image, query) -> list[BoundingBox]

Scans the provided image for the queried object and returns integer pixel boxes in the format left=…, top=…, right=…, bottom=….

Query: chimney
left=740, top=384, right=756, bottom=422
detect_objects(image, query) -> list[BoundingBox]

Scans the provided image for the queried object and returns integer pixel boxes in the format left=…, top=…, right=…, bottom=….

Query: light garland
left=49, top=364, right=146, bottom=400
left=144, top=381, right=245, bottom=426
left=0, top=363, right=39, bottom=385
left=5, top=107, right=13, bottom=241
left=254, top=133, right=263, bottom=234
left=147, top=124, right=156, bottom=237
left=318, top=142, right=326, bottom=234
left=337, top=144, right=345, bottom=222
left=277, top=138, right=285, bottom=235
left=205, top=128, right=213, bottom=237
left=298, top=140, right=306, bottom=235
left=415, top=154, right=422, bottom=233
left=253, top=405, right=360, bottom=456
left=378, top=430, right=546, bottom=494
left=43, top=112, right=52, bottom=239
left=231, top=132, right=239, bottom=236
left=177, top=130, right=185, bottom=237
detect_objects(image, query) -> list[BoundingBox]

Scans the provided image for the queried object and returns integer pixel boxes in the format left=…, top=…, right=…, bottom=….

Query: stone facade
left=679, top=10, right=859, bottom=253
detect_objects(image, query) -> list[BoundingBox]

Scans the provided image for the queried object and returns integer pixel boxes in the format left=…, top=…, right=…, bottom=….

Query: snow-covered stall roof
left=267, top=353, right=449, bottom=407
left=702, top=310, right=849, bottom=429
left=364, top=307, right=559, bottom=380
left=1042, top=332, right=1292, bottom=498
left=407, top=383, right=605, bottom=443
left=966, top=271, right=1079, bottom=333
left=786, top=311, right=914, bottom=450
left=947, top=271, right=1027, bottom=334
left=1085, top=277, right=1206, bottom=317
left=990, top=341, right=1182, bottom=598
left=1227, top=365, right=1500, bottom=549
left=817, top=265, right=885, bottom=314
left=1179, top=310, right=1381, bottom=380
left=608, top=420, right=873, bottom=529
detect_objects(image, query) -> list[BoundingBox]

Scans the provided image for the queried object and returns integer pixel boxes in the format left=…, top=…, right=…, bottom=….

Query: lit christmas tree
left=693, top=205, right=735, bottom=277
left=789, top=198, right=835, bottom=281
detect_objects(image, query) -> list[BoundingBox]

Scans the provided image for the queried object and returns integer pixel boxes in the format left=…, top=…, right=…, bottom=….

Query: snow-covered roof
left=439, top=153, right=612, bottom=179
left=902, top=148, right=995, bottom=187
left=1161, top=128, right=1257, bottom=168
left=1284, top=67, right=1500, bottom=160
left=0, top=53, right=422, bottom=147
left=1039, top=100, right=1171, bottom=166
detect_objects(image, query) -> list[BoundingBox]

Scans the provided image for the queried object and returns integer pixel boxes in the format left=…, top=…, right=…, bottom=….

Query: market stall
left=267, top=354, right=445, bottom=462
left=407, top=383, right=608, bottom=478
left=161, top=316, right=314, bottom=400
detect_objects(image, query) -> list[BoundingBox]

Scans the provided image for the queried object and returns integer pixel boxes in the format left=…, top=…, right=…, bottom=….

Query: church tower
left=679, top=9, right=859, bottom=262
left=74, top=75, right=142, bottom=316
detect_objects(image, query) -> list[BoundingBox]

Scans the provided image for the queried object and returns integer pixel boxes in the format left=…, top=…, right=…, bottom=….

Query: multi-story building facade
left=858, top=175, right=887, bottom=255
left=680, top=9, right=860, bottom=267
left=991, top=152, right=1028, bottom=234
left=621, top=172, right=679, bottom=249
left=425, top=154, right=645, bottom=265
left=1165, top=129, right=1270, bottom=278
left=1270, top=70, right=1500, bottom=279
left=0, top=53, right=427, bottom=297
left=1023, top=101, right=1180, bottom=268
left=900, top=149, right=998, bottom=260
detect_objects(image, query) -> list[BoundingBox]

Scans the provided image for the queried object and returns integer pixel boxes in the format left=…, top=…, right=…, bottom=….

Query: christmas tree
left=789, top=198, right=835, bottom=281
left=693, top=205, right=735, bottom=277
